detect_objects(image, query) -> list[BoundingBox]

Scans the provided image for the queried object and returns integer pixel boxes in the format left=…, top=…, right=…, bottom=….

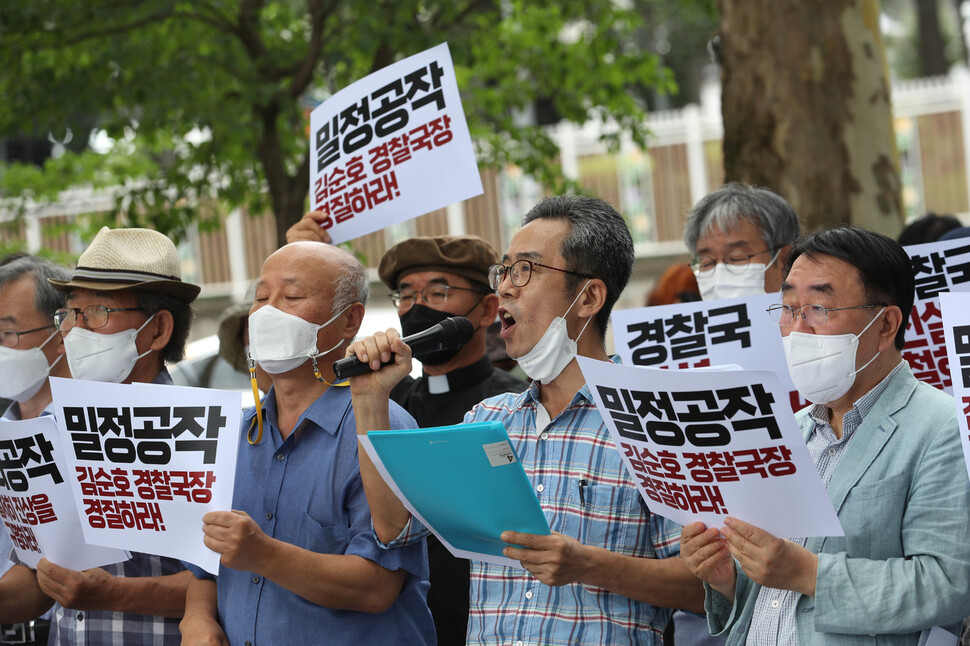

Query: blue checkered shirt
left=744, top=361, right=904, bottom=646
left=459, top=380, right=682, bottom=645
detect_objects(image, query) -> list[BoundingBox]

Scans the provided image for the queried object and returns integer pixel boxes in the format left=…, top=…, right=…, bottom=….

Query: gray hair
left=683, top=182, right=800, bottom=254
left=0, top=256, right=71, bottom=319
left=522, top=195, right=634, bottom=339
left=135, top=290, right=193, bottom=364
left=331, top=259, right=369, bottom=316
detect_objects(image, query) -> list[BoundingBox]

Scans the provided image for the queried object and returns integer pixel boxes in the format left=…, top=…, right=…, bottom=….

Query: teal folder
left=365, top=421, right=550, bottom=559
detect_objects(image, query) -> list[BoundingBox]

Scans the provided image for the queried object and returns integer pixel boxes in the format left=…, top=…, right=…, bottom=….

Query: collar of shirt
left=807, top=359, right=905, bottom=442
left=523, top=354, right=619, bottom=437
left=1, top=402, right=55, bottom=421
left=422, top=353, right=494, bottom=395
left=244, top=384, right=351, bottom=445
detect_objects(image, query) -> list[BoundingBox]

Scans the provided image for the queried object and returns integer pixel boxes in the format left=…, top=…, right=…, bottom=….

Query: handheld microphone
left=332, top=316, right=475, bottom=379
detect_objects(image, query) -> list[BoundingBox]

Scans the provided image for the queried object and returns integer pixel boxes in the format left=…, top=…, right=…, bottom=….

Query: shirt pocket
left=300, top=512, right=352, bottom=555
left=562, top=481, right=645, bottom=555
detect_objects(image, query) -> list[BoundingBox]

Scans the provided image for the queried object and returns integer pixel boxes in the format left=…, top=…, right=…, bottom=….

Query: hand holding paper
left=36, top=558, right=116, bottom=610
left=501, top=530, right=588, bottom=586
left=680, top=521, right=736, bottom=600
left=721, top=517, right=818, bottom=596
left=286, top=211, right=333, bottom=244
left=202, top=510, right=276, bottom=572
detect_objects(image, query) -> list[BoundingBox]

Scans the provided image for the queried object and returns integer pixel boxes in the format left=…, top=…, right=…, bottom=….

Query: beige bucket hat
left=49, top=226, right=201, bottom=302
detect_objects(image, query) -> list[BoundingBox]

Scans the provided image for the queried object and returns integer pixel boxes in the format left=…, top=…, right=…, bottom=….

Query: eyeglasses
left=388, top=284, right=488, bottom=311
left=54, top=305, right=142, bottom=331
left=690, top=246, right=784, bottom=275
left=766, top=303, right=886, bottom=327
left=487, top=260, right=593, bottom=290
left=0, top=324, right=55, bottom=348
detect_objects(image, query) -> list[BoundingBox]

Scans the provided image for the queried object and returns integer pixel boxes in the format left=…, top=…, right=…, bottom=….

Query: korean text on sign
left=578, top=357, right=843, bottom=539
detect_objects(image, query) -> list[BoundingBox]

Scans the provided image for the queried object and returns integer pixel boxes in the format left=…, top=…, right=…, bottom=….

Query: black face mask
left=399, top=301, right=481, bottom=366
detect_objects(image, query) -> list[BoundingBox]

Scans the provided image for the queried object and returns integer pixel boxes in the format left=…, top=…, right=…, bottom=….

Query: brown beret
left=378, top=235, right=499, bottom=290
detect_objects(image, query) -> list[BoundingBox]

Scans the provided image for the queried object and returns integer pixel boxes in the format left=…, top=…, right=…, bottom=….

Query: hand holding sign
left=286, top=211, right=333, bottom=245
left=721, top=517, right=818, bottom=596
left=680, top=521, right=736, bottom=600
left=202, top=510, right=276, bottom=572
left=36, top=558, right=116, bottom=610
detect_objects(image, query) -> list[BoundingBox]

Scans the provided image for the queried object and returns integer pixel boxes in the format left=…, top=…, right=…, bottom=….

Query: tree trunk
left=917, top=0, right=949, bottom=76
left=718, top=0, right=903, bottom=236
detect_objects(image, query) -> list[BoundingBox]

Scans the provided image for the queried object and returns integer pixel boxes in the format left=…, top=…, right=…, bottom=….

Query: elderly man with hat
left=0, top=227, right=199, bottom=645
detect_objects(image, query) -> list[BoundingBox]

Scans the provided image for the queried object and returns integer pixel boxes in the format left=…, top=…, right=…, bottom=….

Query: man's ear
left=576, top=279, right=607, bottom=322
left=342, top=302, right=365, bottom=339
left=878, top=305, right=903, bottom=353
left=478, top=293, right=499, bottom=328
left=147, top=310, right=175, bottom=352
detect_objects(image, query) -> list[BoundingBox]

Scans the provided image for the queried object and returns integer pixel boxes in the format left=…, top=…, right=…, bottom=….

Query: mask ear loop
left=311, top=354, right=350, bottom=387
left=247, top=354, right=264, bottom=445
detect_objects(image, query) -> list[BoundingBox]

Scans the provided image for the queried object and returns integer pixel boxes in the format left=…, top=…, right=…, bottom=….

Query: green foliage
left=0, top=0, right=674, bottom=245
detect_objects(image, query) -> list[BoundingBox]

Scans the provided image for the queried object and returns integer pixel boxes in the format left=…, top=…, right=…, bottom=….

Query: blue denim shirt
left=194, top=385, right=435, bottom=645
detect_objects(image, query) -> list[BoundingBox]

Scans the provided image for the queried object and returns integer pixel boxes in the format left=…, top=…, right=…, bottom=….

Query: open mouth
left=499, top=309, right=516, bottom=337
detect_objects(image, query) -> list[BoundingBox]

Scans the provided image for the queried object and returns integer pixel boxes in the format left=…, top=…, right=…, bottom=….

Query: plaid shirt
left=744, top=361, right=904, bottom=646
left=47, top=369, right=184, bottom=646
left=457, top=380, right=682, bottom=645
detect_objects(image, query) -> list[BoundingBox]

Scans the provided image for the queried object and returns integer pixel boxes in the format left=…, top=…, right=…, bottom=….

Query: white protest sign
left=309, top=42, right=482, bottom=243
left=610, top=293, right=806, bottom=412
left=49, top=378, right=241, bottom=575
left=902, top=237, right=970, bottom=394
left=577, top=357, right=843, bottom=538
left=0, top=417, right=128, bottom=570
left=938, top=292, right=970, bottom=482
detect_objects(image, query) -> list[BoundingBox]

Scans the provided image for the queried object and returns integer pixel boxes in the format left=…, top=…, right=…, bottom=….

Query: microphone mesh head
left=441, top=316, right=475, bottom=348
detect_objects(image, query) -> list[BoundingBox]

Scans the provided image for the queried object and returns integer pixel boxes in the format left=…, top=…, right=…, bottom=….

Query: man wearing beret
left=0, top=227, right=199, bottom=645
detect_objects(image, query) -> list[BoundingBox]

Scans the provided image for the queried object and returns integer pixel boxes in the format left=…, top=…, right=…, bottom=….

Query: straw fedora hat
left=49, top=227, right=201, bottom=302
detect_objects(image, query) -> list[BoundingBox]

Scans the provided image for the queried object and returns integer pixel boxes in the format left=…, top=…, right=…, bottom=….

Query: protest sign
left=49, top=378, right=241, bottom=575
left=902, top=238, right=970, bottom=394
left=610, top=293, right=807, bottom=412
left=577, top=357, right=843, bottom=538
left=309, top=42, right=482, bottom=243
left=0, top=416, right=128, bottom=570
left=938, top=292, right=970, bottom=482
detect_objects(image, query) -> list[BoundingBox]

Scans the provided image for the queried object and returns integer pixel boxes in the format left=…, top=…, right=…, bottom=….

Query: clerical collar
left=423, top=354, right=494, bottom=395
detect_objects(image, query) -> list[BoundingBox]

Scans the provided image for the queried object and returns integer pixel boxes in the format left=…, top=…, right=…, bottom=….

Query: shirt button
left=536, top=484, right=544, bottom=493
left=540, top=432, right=548, bottom=440
left=828, top=449, right=835, bottom=456
left=771, top=599, right=780, bottom=609
left=276, top=453, right=285, bottom=461
left=266, top=512, right=273, bottom=520
left=245, top=642, right=252, bottom=646
left=252, top=576, right=261, bottom=584
left=515, top=641, right=523, bottom=646
left=76, top=613, right=83, bottom=621
left=525, top=590, right=533, bottom=599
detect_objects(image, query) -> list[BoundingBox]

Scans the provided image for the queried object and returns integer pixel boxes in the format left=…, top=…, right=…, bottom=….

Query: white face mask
left=696, top=250, right=780, bottom=301
left=64, top=314, right=156, bottom=384
left=0, top=328, right=63, bottom=402
left=782, top=307, right=885, bottom=405
left=517, top=281, right=593, bottom=384
left=248, top=304, right=349, bottom=375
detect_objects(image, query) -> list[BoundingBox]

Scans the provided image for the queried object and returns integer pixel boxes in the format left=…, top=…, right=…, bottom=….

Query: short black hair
left=786, top=226, right=913, bottom=350
left=522, top=195, right=634, bottom=338
left=135, top=290, right=193, bottom=364
left=897, top=212, right=961, bottom=246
